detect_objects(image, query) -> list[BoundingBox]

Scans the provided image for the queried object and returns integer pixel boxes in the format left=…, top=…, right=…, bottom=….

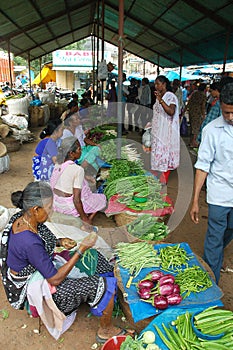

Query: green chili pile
left=175, top=265, right=213, bottom=299
left=159, top=244, right=190, bottom=272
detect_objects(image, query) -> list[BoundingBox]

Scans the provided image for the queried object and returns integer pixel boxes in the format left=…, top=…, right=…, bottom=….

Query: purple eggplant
left=152, top=295, right=168, bottom=309
left=167, top=293, right=182, bottom=305
left=158, top=274, right=175, bottom=286
left=138, top=288, right=152, bottom=300
left=138, top=279, right=154, bottom=290
left=158, top=282, right=174, bottom=296
left=173, top=284, right=180, bottom=294
left=145, top=270, right=164, bottom=282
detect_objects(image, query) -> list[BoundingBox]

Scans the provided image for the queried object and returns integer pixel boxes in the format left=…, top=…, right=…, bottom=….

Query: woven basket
left=1, top=136, right=21, bottom=152
left=114, top=212, right=170, bottom=227
left=114, top=212, right=139, bottom=227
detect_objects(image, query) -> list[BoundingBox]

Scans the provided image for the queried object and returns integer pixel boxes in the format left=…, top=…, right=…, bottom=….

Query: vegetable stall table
left=114, top=242, right=223, bottom=333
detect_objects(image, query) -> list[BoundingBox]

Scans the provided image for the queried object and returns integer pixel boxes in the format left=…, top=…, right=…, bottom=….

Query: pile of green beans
left=115, top=242, right=161, bottom=277
left=175, top=265, right=213, bottom=299
left=159, top=244, right=190, bottom=272
left=104, top=175, right=162, bottom=200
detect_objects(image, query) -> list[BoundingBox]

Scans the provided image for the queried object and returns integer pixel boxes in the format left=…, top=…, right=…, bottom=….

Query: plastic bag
left=142, top=128, right=151, bottom=153
left=180, top=116, right=188, bottom=136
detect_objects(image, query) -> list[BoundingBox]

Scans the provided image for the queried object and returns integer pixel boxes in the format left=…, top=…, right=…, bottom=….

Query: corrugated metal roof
left=0, top=0, right=232, bottom=68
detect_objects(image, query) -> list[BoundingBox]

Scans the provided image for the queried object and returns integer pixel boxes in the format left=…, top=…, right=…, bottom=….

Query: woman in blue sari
left=32, top=122, right=63, bottom=181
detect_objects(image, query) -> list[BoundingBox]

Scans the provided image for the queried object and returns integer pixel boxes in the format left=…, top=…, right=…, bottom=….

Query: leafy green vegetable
left=120, top=335, right=144, bottom=350
left=127, top=215, right=170, bottom=241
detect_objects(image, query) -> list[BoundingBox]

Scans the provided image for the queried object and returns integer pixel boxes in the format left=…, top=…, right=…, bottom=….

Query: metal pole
left=222, top=30, right=230, bottom=74
left=28, top=51, right=32, bottom=95
left=179, top=49, right=183, bottom=81
left=101, top=0, right=105, bottom=105
left=157, top=55, right=160, bottom=76
left=117, top=0, right=124, bottom=158
left=91, top=29, right=95, bottom=96
left=7, top=41, right=13, bottom=89
left=96, top=0, right=100, bottom=105
left=39, top=57, right=42, bottom=91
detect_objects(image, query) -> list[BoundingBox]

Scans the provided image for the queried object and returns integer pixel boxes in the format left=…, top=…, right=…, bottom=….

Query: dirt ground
left=0, top=127, right=232, bottom=350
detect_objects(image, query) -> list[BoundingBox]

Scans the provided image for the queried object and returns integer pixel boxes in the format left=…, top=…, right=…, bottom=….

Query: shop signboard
left=52, top=50, right=111, bottom=69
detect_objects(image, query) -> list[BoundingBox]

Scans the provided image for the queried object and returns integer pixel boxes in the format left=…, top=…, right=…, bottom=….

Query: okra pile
left=154, top=307, right=233, bottom=350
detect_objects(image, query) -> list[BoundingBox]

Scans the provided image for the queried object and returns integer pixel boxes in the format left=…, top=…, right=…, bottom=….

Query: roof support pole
left=96, top=0, right=100, bottom=105
left=222, top=30, right=230, bottom=74
left=179, top=49, right=183, bottom=81
left=7, top=41, right=13, bottom=89
left=100, top=0, right=105, bottom=105
left=39, top=57, right=42, bottom=91
left=117, top=0, right=124, bottom=158
left=157, top=55, right=160, bottom=75
left=91, top=26, right=96, bottom=100
left=28, top=51, right=32, bottom=95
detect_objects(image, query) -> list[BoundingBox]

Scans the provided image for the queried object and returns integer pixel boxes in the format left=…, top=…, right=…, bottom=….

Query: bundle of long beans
left=115, top=241, right=161, bottom=277
left=104, top=175, right=162, bottom=200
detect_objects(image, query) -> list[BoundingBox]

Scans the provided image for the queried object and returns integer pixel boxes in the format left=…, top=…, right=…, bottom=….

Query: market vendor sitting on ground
left=60, top=100, right=79, bottom=122
left=62, top=112, right=101, bottom=177
left=0, top=181, right=129, bottom=343
left=79, top=98, right=90, bottom=120
left=190, top=81, right=233, bottom=284
left=32, top=122, right=63, bottom=181
left=50, top=137, right=106, bottom=227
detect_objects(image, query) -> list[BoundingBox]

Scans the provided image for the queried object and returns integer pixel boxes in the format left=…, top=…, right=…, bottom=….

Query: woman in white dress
left=151, top=75, right=180, bottom=184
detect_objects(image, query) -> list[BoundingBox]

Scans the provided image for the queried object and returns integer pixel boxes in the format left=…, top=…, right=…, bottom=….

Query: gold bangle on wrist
left=160, top=99, right=165, bottom=104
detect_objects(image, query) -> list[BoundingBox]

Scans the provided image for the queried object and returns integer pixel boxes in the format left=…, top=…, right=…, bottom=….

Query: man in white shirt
left=190, top=82, right=233, bottom=284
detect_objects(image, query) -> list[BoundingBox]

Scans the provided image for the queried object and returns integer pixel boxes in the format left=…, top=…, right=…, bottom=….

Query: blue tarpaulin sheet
left=117, top=242, right=223, bottom=323
left=140, top=303, right=223, bottom=350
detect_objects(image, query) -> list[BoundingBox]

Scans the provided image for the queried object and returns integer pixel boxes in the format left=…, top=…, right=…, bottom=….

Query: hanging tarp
left=32, top=65, right=56, bottom=85
left=165, top=70, right=200, bottom=82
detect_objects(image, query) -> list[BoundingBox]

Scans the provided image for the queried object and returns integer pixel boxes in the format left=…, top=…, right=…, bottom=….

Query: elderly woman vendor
left=0, top=182, right=127, bottom=343
left=62, top=112, right=101, bottom=177
left=50, top=136, right=106, bottom=227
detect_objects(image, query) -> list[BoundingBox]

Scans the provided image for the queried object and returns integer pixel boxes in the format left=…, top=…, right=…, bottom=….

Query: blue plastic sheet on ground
left=117, top=242, right=223, bottom=323
left=140, top=303, right=223, bottom=350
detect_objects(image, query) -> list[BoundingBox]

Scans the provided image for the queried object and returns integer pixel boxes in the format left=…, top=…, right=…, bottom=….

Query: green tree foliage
left=13, top=39, right=87, bottom=76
